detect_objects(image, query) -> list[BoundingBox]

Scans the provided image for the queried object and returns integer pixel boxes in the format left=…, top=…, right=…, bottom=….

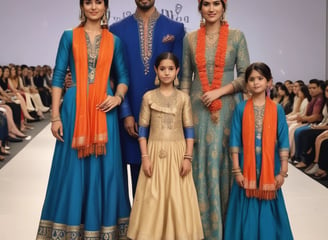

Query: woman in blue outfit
left=36, top=0, right=130, bottom=239
left=224, top=62, right=293, bottom=240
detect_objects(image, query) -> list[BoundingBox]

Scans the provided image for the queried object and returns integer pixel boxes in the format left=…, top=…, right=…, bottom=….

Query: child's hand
left=275, top=174, right=285, bottom=189
left=235, top=174, right=244, bottom=188
left=142, top=157, right=152, bottom=177
left=180, top=159, right=191, bottom=177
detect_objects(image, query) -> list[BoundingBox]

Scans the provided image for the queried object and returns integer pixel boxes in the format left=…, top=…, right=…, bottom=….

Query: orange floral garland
left=195, top=22, right=229, bottom=121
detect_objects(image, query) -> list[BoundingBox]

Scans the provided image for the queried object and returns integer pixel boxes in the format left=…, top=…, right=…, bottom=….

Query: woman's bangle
left=232, top=167, right=242, bottom=176
left=184, top=154, right=192, bottom=162
left=232, top=167, right=241, bottom=172
left=115, top=93, right=124, bottom=104
left=51, top=116, right=61, bottom=122
left=141, top=154, right=149, bottom=158
left=279, top=171, right=288, bottom=178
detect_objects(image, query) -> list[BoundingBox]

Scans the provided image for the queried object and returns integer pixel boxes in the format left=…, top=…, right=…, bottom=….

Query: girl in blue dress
left=224, top=62, right=293, bottom=240
left=36, top=0, right=130, bottom=239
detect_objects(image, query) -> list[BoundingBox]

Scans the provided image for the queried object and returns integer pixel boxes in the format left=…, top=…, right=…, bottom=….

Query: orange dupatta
left=195, top=22, right=229, bottom=122
left=72, top=27, right=114, bottom=158
left=242, top=97, right=277, bottom=200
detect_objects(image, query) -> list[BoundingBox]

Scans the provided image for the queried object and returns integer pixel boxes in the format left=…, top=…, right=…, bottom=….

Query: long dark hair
left=324, top=83, right=328, bottom=109
left=299, top=85, right=311, bottom=102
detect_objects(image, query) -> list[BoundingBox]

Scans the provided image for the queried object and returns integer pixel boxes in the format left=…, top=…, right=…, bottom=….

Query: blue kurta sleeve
left=172, top=24, right=185, bottom=77
left=110, top=35, right=131, bottom=119
left=52, top=30, right=72, bottom=88
left=230, top=101, right=245, bottom=152
left=111, top=35, right=129, bottom=86
left=277, top=104, right=289, bottom=151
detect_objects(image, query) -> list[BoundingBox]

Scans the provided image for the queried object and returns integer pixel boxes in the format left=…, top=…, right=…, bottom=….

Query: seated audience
left=292, top=79, right=325, bottom=163
left=0, top=111, right=9, bottom=161
left=33, top=65, right=52, bottom=107
left=271, top=81, right=283, bottom=102
left=287, top=85, right=310, bottom=124
left=7, top=66, right=44, bottom=120
left=278, top=84, right=293, bottom=114
left=284, top=79, right=294, bottom=95
left=1, top=66, right=36, bottom=128
left=287, top=80, right=305, bottom=118
left=20, top=65, right=49, bottom=113
left=294, top=83, right=328, bottom=169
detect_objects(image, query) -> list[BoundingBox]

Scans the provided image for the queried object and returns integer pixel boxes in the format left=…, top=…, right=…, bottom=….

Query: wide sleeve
left=231, top=30, right=250, bottom=93
left=229, top=102, right=244, bottom=153
left=138, top=92, right=151, bottom=128
left=180, top=34, right=194, bottom=94
left=52, top=30, right=72, bottom=88
left=277, top=104, right=289, bottom=152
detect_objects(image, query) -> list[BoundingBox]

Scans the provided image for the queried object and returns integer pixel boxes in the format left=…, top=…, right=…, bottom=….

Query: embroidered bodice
left=85, top=32, right=101, bottom=83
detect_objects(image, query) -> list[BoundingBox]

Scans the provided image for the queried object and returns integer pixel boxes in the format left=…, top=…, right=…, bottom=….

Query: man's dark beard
left=136, top=1, right=155, bottom=11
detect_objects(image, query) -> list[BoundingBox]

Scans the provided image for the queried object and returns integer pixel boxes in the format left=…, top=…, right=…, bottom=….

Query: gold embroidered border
left=36, top=218, right=129, bottom=240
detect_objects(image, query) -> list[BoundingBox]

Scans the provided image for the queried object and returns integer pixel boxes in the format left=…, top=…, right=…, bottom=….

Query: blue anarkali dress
left=36, top=30, right=130, bottom=239
left=224, top=101, right=293, bottom=240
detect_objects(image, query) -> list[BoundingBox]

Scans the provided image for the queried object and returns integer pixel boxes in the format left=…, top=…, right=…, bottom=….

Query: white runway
left=0, top=124, right=327, bottom=239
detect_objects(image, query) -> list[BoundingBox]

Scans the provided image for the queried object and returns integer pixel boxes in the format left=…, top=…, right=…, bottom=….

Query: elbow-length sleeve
left=52, top=30, right=72, bottom=88
left=139, top=92, right=151, bottom=128
left=110, top=35, right=129, bottom=87
left=231, top=30, right=250, bottom=93
left=182, top=94, right=193, bottom=127
left=111, top=35, right=131, bottom=119
left=229, top=102, right=244, bottom=153
left=182, top=93, right=194, bottom=139
left=277, top=104, right=289, bottom=152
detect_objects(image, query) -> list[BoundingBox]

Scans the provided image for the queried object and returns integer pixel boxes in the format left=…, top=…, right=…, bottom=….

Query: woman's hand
left=142, top=156, right=152, bottom=177
left=275, top=174, right=285, bottom=189
left=97, top=95, right=121, bottom=112
left=51, top=120, right=64, bottom=142
left=235, top=174, right=245, bottom=188
left=201, top=89, right=221, bottom=107
left=180, top=159, right=192, bottom=177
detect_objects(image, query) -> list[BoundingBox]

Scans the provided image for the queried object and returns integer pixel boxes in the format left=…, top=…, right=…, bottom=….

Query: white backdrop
left=0, top=0, right=327, bottom=82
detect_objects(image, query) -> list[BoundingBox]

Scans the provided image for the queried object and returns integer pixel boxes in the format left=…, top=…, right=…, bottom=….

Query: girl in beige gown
left=127, top=52, right=204, bottom=240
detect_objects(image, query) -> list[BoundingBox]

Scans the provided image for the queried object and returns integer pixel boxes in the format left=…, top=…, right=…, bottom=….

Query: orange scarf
left=72, top=27, right=114, bottom=158
left=195, top=22, right=229, bottom=122
left=242, top=97, right=277, bottom=200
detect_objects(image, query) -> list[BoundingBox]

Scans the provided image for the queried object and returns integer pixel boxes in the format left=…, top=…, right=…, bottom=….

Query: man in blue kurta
left=110, top=0, right=185, bottom=196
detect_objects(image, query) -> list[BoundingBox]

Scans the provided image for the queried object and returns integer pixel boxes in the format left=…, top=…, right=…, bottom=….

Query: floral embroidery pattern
left=134, top=10, right=160, bottom=75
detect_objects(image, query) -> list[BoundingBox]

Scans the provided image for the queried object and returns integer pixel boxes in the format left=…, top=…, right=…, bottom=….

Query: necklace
left=195, top=22, right=229, bottom=122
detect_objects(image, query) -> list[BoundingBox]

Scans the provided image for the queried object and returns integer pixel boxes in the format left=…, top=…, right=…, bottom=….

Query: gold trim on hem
left=36, top=218, right=129, bottom=240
